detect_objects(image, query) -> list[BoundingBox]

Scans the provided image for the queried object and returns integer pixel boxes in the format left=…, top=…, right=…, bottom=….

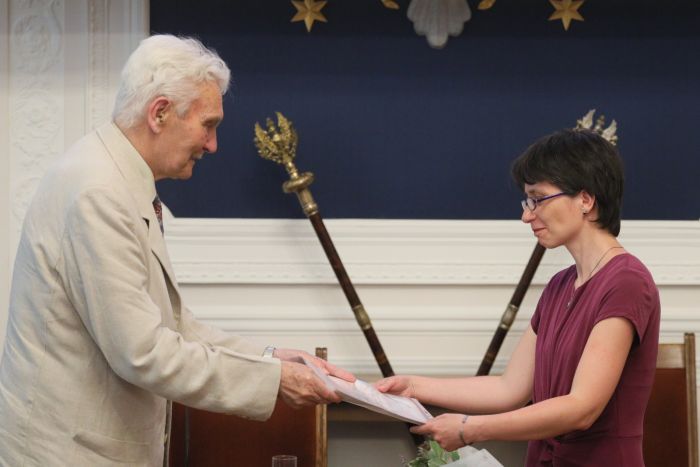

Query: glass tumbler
left=271, top=454, right=297, bottom=467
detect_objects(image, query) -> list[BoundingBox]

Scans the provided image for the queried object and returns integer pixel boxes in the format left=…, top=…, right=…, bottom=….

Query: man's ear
left=146, top=97, right=171, bottom=133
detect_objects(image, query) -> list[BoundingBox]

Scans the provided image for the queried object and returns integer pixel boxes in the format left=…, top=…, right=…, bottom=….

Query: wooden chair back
left=643, top=333, right=698, bottom=467
left=169, top=348, right=328, bottom=467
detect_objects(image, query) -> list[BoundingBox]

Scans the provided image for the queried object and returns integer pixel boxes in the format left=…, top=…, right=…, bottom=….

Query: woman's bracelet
left=458, top=414, right=469, bottom=446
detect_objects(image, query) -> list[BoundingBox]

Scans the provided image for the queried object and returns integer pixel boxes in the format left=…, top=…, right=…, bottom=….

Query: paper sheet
left=303, top=357, right=433, bottom=424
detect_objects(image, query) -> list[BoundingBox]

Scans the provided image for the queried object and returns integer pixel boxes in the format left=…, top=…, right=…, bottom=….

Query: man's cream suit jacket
left=0, top=123, right=281, bottom=466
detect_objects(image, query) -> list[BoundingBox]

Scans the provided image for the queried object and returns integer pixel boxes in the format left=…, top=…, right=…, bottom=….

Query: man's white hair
left=112, top=34, right=230, bottom=129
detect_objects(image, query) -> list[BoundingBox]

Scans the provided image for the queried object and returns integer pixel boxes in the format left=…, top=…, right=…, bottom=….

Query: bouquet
left=404, top=440, right=504, bottom=467
left=403, top=440, right=459, bottom=467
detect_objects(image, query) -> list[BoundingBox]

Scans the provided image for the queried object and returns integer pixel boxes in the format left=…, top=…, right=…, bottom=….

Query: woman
left=376, top=129, right=660, bottom=466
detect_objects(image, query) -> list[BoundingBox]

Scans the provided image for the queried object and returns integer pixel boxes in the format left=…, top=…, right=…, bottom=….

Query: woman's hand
left=410, top=413, right=473, bottom=452
left=374, top=375, right=415, bottom=398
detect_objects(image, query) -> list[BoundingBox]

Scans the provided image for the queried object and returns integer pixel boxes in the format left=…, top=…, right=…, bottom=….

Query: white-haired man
left=0, top=35, right=352, bottom=466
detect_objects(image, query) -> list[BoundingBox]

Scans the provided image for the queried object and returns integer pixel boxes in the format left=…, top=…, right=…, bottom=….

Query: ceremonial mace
left=475, top=110, right=618, bottom=376
left=476, top=243, right=545, bottom=376
left=254, top=112, right=395, bottom=378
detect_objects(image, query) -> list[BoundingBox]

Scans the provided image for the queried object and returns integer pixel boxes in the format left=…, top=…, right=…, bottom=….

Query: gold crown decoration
left=254, top=112, right=300, bottom=178
left=254, top=112, right=318, bottom=215
left=575, top=109, right=618, bottom=146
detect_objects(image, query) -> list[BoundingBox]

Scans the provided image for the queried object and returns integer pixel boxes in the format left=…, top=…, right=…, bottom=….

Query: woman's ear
left=146, top=97, right=171, bottom=133
left=579, top=190, right=596, bottom=215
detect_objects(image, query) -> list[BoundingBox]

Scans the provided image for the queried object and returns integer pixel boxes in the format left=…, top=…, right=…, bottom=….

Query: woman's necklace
left=567, top=245, right=625, bottom=308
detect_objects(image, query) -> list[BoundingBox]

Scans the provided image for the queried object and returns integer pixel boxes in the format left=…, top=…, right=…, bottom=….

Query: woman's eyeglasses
left=521, top=192, right=567, bottom=212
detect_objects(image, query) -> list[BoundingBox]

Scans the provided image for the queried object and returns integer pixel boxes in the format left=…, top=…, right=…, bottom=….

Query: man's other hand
left=274, top=348, right=356, bottom=383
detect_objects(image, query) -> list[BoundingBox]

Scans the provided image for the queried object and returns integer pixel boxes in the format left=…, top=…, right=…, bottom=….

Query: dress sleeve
left=531, top=279, right=557, bottom=335
left=594, top=269, right=658, bottom=344
left=530, top=267, right=577, bottom=335
left=531, top=300, right=544, bottom=334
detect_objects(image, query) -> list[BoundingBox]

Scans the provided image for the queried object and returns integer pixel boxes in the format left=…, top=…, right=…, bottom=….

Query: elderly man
left=0, top=35, right=351, bottom=466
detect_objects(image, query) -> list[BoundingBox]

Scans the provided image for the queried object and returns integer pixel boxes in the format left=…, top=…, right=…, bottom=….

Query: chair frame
left=314, top=347, right=328, bottom=467
left=654, top=333, right=699, bottom=467
left=169, top=347, right=329, bottom=467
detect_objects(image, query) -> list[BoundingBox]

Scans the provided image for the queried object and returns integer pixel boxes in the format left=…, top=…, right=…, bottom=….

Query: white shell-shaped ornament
left=407, top=0, right=472, bottom=49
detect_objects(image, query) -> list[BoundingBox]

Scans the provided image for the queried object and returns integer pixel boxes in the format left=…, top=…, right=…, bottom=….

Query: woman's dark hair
left=511, top=129, right=624, bottom=236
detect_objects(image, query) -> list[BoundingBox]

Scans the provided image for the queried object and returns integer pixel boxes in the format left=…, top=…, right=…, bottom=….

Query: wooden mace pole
left=476, top=243, right=546, bottom=376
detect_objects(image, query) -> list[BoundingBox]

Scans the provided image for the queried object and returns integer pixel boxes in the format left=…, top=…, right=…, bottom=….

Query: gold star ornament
left=291, top=0, right=328, bottom=32
left=549, top=0, right=584, bottom=31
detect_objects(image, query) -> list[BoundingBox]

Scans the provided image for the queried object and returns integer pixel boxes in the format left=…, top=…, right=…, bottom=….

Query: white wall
left=2, top=1, right=699, bottom=465
left=165, top=218, right=700, bottom=377
left=0, top=0, right=147, bottom=356
left=165, top=218, right=700, bottom=465
left=0, top=0, right=10, bottom=345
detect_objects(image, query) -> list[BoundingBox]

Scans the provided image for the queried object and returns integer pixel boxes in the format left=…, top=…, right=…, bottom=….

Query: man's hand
left=274, top=348, right=356, bottom=382
left=278, top=361, right=341, bottom=409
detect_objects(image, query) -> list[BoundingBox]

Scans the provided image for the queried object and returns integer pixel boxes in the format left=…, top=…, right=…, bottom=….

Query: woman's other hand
left=410, top=413, right=473, bottom=452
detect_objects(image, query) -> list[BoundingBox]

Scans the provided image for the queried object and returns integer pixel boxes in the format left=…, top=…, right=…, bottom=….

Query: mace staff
left=476, top=243, right=545, bottom=376
left=254, top=112, right=395, bottom=378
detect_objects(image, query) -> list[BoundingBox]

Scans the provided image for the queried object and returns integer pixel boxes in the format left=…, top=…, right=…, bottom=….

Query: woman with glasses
left=376, top=129, right=660, bottom=466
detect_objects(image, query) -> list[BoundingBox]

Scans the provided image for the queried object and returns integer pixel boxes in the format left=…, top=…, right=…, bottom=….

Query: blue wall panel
left=151, top=0, right=700, bottom=220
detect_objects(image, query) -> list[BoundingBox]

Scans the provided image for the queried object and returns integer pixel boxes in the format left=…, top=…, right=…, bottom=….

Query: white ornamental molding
left=9, top=0, right=64, bottom=231
left=87, top=0, right=111, bottom=130
left=12, top=1, right=62, bottom=74
left=184, top=305, right=699, bottom=335
left=13, top=88, right=61, bottom=171
left=10, top=177, right=41, bottom=225
left=186, top=304, right=700, bottom=376
left=187, top=301, right=699, bottom=377
left=164, top=218, right=700, bottom=286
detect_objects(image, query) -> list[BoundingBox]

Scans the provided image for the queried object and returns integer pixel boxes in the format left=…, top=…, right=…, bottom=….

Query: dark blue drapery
left=151, top=0, right=700, bottom=220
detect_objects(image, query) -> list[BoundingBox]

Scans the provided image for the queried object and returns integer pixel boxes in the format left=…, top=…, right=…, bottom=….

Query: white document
left=303, top=357, right=433, bottom=425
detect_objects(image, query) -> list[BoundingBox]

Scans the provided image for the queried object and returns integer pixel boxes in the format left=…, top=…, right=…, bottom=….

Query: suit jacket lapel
left=97, top=122, right=183, bottom=320
left=141, top=198, right=183, bottom=325
left=145, top=208, right=179, bottom=292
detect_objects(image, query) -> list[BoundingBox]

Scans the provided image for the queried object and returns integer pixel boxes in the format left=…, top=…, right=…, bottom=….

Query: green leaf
left=404, top=439, right=460, bottom=466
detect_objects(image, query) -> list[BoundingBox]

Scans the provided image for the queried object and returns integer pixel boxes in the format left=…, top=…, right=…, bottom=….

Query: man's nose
left=204, top=130, right=218, bottom=153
